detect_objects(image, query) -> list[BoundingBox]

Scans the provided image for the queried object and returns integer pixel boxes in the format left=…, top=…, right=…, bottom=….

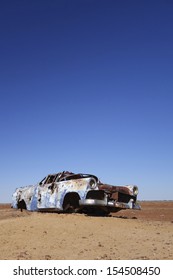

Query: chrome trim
left=79, top=199, right=141, bottom=210
left=79, top=199, right=106, bottom=206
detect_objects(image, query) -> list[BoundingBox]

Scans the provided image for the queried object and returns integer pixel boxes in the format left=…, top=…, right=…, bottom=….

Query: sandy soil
left=0, top=202, right=172, bottom=260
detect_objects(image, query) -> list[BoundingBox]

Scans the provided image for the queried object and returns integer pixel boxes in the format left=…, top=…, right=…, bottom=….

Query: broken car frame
left=12, top=171, right=141, bottom=215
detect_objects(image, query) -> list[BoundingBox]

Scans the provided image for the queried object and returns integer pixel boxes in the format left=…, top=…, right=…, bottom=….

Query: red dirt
left=0, top=201, right=172, bottom=260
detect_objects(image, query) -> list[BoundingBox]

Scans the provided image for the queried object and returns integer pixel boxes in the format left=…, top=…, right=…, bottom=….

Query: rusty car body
left=12, top=171, right=141, bottom=214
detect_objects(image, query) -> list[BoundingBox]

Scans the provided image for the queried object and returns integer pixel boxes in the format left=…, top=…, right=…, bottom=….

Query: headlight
left=89, top=178, right=96, bottom=189
left=133, top=186, right=138, bottom=196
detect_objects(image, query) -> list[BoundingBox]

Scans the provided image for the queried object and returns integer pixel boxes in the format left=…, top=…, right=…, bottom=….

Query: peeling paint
left=12, top=171, right=141, bottom=214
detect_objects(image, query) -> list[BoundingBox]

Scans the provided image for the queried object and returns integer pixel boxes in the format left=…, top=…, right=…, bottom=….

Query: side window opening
left=44, top=175, right=56, bottom=184
left=39, top=175, right=56, bottom=186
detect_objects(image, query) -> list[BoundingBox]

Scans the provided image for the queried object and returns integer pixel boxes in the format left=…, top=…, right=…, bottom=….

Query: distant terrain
left=0, top=201, right=172, bottom=260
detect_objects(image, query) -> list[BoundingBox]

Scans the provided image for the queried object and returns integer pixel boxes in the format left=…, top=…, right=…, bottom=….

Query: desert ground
left=0, top=201, right=172, bottom=260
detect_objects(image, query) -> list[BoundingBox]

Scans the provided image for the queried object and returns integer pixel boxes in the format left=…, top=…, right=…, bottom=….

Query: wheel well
left=17, top=199, right=27, bottom=210
left=62, top=192, right=80, bottom=211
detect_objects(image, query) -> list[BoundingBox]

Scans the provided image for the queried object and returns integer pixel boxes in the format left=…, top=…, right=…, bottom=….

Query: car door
left=37, top=175, right=58, bottom=209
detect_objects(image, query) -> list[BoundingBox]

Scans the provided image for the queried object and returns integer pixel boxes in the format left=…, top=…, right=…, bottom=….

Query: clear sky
left=0, top=0, right=173, bottom=202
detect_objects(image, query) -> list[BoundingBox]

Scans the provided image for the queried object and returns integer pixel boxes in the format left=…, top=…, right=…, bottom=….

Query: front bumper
left=79, top=199, right=141, bottom=210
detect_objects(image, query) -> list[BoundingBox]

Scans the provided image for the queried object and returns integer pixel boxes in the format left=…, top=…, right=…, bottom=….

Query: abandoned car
left=12, top=171, right=141, bottom=214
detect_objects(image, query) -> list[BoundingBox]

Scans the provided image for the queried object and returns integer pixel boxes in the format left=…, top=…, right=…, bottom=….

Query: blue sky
left=0, top=0, right=173, bottom=202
